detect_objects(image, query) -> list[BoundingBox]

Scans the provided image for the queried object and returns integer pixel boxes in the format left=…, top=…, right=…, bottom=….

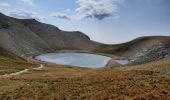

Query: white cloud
left=50, top=0, right=121, bottom=20
left=9, top=9, right=45, bottom=21
left=0, top=2, right=10, bottom=7
left=75, top=0, right=118, bottom=20
left=50, top=13, right=71, bottom=20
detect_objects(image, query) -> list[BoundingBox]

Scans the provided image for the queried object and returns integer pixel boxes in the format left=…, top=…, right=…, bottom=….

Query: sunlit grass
left=0, top=57, right=170, bottom=99
left=0, top=57, right=38, bottom=75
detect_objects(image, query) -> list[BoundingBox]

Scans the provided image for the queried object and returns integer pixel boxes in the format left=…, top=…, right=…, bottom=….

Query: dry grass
left=0, top=58, right=170, bottom=100
left=0, top=57, right=38, bottom=75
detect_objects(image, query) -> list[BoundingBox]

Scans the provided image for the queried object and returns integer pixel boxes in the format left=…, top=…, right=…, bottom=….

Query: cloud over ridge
left=9, top=9, right=45, bottom=21
left=76, top=0, right=117, bottom=20
left=50, top=12, right=71, bottom=20
left=50, top=0, right=120, bottom=20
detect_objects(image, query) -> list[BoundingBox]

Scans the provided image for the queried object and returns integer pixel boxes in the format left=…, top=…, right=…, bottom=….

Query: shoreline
left=28, top=50, right=117, bottom=68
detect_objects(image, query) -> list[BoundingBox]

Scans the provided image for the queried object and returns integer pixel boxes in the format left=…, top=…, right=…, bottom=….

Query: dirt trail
left=1, top=64, right=44, bottom=77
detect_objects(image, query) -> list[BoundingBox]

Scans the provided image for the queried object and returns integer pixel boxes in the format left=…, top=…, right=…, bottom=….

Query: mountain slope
left=96, top=36, right=170, bottom=64
left=0, top=13, right=50, bottom=58
left=0, top=13, right=99, bottom=59
left=20, top=19, right=98, bottom=50
left=0, top=13, right=170, bottom=64
left=0, top=47, right=22, bottom=60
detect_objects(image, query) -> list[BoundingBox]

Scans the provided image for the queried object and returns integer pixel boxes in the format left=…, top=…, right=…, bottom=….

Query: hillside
left=0, top=13, right=50, bottom=58
left=95, top=36, right=170, bottom=64
left=0, top=12, right=170, bottom=64
left=20, top=19, right=98, bottom=50
left=0, top=47, right=22, bottom=60
left=0, top=58, right=170, bottom=99
left=0, top=13, right=99, bottom=59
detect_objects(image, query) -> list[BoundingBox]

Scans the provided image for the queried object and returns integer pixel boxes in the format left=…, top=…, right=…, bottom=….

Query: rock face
left=129, top=42, right=170, bottom=64
left=95, top=36, right=170, bottom=64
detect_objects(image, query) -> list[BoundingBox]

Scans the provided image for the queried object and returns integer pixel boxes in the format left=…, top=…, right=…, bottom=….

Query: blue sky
left=0, top=0, right=170, bottom=44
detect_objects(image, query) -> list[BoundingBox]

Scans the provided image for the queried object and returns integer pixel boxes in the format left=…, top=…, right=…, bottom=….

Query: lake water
left=35, top=53, right=111, bottom=68
left=116, top=59, right=129, bottom=65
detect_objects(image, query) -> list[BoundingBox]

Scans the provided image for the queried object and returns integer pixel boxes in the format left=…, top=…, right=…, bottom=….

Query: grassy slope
left=0, top=57, right=38, bottom=75
left=0, top=47, right=38, bottom=75
left=0, top=58, right=170, bottom=100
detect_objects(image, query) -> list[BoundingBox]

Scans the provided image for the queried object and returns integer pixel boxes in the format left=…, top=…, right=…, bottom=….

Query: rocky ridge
left=129, top=42, right=170, bottom=64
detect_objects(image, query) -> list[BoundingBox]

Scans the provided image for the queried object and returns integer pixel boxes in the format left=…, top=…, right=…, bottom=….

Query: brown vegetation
left=0, top=58, right=170, bottom=100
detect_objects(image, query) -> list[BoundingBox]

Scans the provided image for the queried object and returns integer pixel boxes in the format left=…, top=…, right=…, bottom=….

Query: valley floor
left=0, top=57, right=170, bottom=100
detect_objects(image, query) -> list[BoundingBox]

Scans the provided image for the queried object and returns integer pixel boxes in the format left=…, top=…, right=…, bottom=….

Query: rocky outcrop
left=129, top=42, right=170, bottom=64
left=96, top=36, right=170, bottom=64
